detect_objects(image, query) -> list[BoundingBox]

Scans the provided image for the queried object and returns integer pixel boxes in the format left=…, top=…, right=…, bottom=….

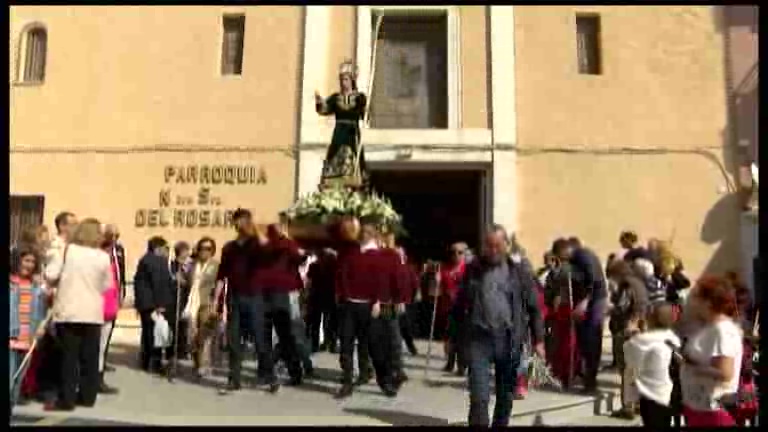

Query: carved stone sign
left=135, top=165, right=267, bottom=228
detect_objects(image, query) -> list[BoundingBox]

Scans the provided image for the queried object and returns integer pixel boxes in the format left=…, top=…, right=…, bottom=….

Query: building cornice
left=301, top=127, right=492, bottom=148
left=9, top=144, right=295, bottom=155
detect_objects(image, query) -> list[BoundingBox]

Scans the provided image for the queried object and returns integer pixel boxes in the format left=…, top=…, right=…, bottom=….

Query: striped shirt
left=12, top=276, right=34, bottom=348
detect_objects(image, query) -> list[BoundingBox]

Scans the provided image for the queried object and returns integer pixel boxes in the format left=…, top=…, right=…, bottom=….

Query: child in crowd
left=623, top=303, right=680, bottom=428
left=9, top=247, right=50, bottom=407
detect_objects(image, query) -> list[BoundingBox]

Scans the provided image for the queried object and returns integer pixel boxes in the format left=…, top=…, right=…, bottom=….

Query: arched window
left=18, top=25, right=47, bottom=83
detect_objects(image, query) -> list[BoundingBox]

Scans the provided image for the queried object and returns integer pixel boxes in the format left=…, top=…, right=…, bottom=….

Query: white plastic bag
left=153, top=312, right=172, bottom=349
left=289, top=291, right=301, bottom=321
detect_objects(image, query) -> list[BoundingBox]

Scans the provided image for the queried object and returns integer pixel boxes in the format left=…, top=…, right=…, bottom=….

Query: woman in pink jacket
left=98, top=230, right=120, bottom=395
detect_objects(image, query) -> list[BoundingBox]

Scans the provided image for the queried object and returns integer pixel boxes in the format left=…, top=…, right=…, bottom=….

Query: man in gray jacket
left=452, top=225, right=545, bottom=426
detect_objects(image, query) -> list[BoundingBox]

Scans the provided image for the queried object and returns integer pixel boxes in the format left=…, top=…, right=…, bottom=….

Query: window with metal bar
left=9, top=196, right=45, bottom=246
left=576, top=15, right=602, bottom=75
left=369, top=13, right=448, bottom=129
left=221, top=15, right=245, bottom=76
left=22, top=27, right=47, bottom=83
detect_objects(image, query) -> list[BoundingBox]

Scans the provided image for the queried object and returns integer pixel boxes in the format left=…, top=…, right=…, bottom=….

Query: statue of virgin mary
left=314, top=60, right=368, bottom=190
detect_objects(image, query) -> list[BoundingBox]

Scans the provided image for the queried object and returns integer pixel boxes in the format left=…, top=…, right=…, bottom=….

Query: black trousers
left=271, top=331, right=313, bottom=373
left=306, top=295, right=337, bottom=351
left=639, top=397, right=673, bottom=428
left=446, top=320, right=469, bottom=372
left=669, top=361, right=683, bottom=427
left=139, top=309, right=177, bottom=371
left=36, top=332, right=62, bottom=402
left=176, top=319, right=190, bottom=357
left=370, top=307, right=401, bottom=389
left=57, top=323, right=102, bottom=408
left=576, top=316, right=604, bottom=389
left=339, top=301, right=372, bottom=384
left=229, top=291, right=303, bottom=386
left=398, top=307, right=417, bottom=354
left=102, top=319, right=116, bottom=372
left=266, top=307, right=309, bottom=375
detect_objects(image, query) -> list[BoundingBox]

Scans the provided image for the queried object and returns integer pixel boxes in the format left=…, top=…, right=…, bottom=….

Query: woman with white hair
left=634, top=258, right=666, bottom=305
left=44, top=218, right=112, bottom=412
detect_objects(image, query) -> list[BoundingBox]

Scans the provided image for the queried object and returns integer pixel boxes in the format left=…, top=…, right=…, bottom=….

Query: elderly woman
left=184, top=237, right=220, bottom=379
left=677, top=276, right=744, bottom=427
left=44, top=218, right=112, bottom=412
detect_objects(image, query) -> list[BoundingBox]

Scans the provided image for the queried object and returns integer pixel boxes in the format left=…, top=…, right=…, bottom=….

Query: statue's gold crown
left=339, top=59, right=358, bottom=79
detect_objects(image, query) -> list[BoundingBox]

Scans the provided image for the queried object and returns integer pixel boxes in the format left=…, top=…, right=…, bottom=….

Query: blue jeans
left=468, top=328, right=521, bottom=427
left=9, top=350, right=24, bottom=407
left=227, top=293, right=272, bottom=386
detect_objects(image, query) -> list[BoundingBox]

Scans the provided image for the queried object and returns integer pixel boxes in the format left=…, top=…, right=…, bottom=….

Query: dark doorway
left=369, top=168, right=484, bottom=265
left=10, top=195, right=45, bottom=246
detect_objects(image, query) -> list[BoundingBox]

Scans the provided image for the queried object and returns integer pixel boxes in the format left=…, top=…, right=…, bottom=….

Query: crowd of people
left=9, top=210, right=759, bottom=427
left=9, top=212, right=124, bottom=411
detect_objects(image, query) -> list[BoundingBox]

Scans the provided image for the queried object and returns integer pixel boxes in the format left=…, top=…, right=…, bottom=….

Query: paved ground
left=11, top=315, right=639, bottom=427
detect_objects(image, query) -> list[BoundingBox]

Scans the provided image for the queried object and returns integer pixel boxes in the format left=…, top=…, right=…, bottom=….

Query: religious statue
left=315, top=60, right=368, bottom=190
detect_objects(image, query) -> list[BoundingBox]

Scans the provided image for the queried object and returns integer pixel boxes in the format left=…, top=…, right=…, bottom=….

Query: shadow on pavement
left=105, top=342, right=144, bottom=372
left=343, top=407, right=450, bottom=426
left=11, top=413, right=146, bottom=427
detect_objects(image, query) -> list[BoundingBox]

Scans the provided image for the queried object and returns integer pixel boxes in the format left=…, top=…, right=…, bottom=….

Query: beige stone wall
left=10, top=5, right=303, bottom=274
left=459, top=6, right=490, bottom=129
left=516, top=153, right=739, bottom=278
left=11, top=151, right=295, bottom=274
left=514, top=5, right=727, bottom=150
left=513, top=6, right=739, bottom=277
left=10, top=6, right=303, bottom=151
left=325, top=6, right=356, bottom=94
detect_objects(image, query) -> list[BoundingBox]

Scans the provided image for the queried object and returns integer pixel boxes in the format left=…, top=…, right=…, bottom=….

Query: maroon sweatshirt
left=250, top=237, right=303, bottom=294
left=375, top=248, right=406, bottom=304
left=335, top=242, right=379, bottom=302
left=217, top=238, right=261, bottom=296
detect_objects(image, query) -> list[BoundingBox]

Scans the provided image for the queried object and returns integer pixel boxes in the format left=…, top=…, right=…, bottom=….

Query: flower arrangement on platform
left=283, top=186, right=402, bottom=235
left=527, top=354, right=562, bottom=391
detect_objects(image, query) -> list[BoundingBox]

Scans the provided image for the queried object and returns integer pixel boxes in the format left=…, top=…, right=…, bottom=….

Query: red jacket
left=439, top=260, right=466, bottom=303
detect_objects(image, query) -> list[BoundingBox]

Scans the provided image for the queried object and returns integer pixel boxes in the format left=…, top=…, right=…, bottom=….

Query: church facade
left=10, top=5, right=743, bottom=280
